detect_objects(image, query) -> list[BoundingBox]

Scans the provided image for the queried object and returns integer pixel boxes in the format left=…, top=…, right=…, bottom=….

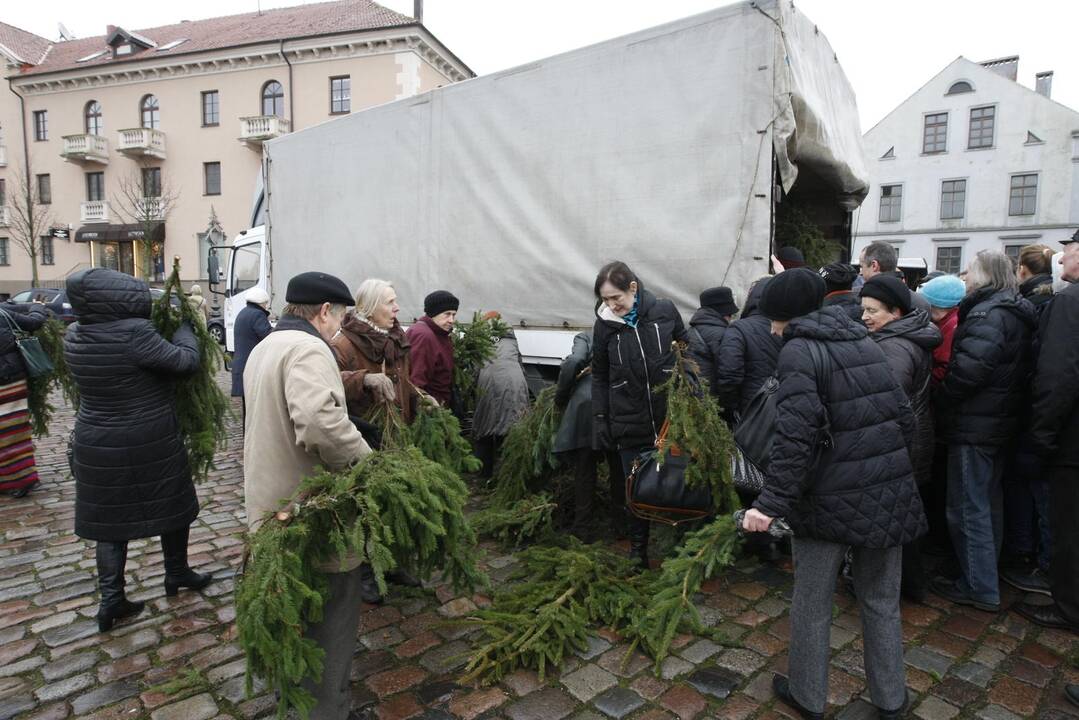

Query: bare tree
left=6, top=161, right=54, bottom=287
left=111, top=159, right=179, bottom=281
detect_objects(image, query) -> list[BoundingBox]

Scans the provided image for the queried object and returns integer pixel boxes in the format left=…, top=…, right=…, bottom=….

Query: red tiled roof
left=0, top=21, right=52, bottom=66
left=13, top=0, right=417, bottom=78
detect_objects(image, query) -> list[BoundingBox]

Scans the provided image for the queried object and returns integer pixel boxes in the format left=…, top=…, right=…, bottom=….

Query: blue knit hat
left=919, top=275, right=966, bottom=309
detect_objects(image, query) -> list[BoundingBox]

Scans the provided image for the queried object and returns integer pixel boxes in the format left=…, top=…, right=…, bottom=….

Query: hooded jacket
left=331, top=313, right=419, bottom=423
left=938, top=287, right=1037, bottom=446
left=64, top=268, right=201, bottom=542
left=471, top=332, right=531, bottom=439
left=688, top=307, right=730, bottom=395
left=715, top=281, right=783, bottom=416
left=870, top=310, right=941, bottom=485
left=753, top=306, right=925, bottom=548
left=231, top=301, right=272, bottom=397
left=591, top=288, right=686, bottom=449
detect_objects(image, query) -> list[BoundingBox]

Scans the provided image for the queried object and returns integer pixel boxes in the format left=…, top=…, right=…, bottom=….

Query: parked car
left=2, top=288, right=76, bottom=324
left=207, top=313, right=225, bottom=345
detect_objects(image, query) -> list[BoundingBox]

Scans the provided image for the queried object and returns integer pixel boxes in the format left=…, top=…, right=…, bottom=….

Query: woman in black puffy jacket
left=0, top=302, right=47, bottom=497
left=64, top=268, right=214, bottom=632
left=591, top=261, right=687, bottom=568
left=715, top=278, right=782, bottom=418
left=742, top=268, right=924, bottom=720
left=861, top=274, right=941, bottom=602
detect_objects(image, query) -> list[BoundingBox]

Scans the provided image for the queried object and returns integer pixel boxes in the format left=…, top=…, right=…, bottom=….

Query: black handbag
left=626, top=420, right=713, bottom=526
left=0, top=309, right=53, bottom=379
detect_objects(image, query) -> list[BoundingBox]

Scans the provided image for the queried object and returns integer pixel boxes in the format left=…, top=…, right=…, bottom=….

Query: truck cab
left=207, top=226, right=268, bottom=352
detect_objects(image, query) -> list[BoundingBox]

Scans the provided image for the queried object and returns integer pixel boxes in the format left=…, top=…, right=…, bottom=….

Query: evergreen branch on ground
left=470, top=492, right=557, bottom=548
left=151, top=260, right=231, bottom=483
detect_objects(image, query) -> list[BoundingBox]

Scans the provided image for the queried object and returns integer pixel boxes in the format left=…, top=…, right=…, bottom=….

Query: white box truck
left=209, top=0, right=869, bottom=366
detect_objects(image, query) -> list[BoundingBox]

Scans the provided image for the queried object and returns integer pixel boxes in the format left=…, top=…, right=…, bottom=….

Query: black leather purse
left=626, top=420, right=713, bottom=526
left=732, top=375, right=779, bottom=472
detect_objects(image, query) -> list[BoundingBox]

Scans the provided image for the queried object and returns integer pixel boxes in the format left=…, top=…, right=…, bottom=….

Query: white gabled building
left=854, top=55, right=1079, bottom=274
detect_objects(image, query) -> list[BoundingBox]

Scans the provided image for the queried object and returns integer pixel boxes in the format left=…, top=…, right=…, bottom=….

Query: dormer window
left=115, top=44, right=132, bottom=56
left=106, top=26, right=157, bottom=59
left=947, top=81, right=974, bottom=95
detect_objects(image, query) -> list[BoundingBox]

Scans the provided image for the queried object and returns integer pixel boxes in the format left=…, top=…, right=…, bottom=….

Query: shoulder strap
left=0, top=308, right=22, bottom=336
left=807, top=341, right=834, bottom=439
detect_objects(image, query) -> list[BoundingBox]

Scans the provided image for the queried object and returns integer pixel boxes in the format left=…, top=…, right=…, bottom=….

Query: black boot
left=161, top=527, right=213, bottom=597
left=628, top=517, right=650, bottom=570
left=96, top=541, right=145, bottom=632
left=359, top=563, right=383, bottom=604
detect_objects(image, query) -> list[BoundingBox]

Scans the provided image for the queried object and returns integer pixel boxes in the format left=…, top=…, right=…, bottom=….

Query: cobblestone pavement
left=2, top=374, right=1078, bottom=720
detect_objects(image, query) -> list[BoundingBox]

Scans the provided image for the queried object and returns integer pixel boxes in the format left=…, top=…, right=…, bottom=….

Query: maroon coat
left=406, top=316, right=454, bottom=405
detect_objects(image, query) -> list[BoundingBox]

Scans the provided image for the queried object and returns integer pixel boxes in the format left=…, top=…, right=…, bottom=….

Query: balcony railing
left=135, top=197, right=164, bottom=221
left=61, top=134, right=110, bottom=164
left=117, top=128, right=167, bottom=159
left=0, top=145, right=6, bottom=167
left=80, top=201, right=109, bottom=223
left=0, top=207, right=9, bottom=227
left=239, top=115, right=291, bottom=146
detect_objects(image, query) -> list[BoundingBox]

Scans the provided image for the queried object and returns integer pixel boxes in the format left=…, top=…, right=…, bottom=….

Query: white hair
left=967, top=251, right=1018, bottom=292
left=245, top=287, right=271, bottom=307
left=353, top=278, right=394, bottom=320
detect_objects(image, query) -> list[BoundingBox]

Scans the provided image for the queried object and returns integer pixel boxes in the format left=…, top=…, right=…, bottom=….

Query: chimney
left=980, top=55, right=1019, bottom=82
left=1036, top=71, right=1054, bottom=98
left=413, top=0, right=423, bottom=23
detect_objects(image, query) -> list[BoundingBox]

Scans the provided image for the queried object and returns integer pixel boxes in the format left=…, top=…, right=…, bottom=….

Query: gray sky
left=6, top=0, right=1078, bottom=131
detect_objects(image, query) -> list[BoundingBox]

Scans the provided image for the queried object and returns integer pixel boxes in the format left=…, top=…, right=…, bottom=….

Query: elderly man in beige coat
left=243, top=271, right=371, bottom=720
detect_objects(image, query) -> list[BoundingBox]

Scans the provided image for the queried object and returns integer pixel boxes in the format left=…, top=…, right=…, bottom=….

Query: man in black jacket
left=688, top=286, right=738, bottom=398
left=1015, top=233, right=1079, bottom=633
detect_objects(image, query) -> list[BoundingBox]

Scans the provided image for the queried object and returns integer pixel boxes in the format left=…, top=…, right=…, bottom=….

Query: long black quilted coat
left=715, top=280, right=782, bottom=416
left=870, top=311, right=941, bottom=486
left=687, top=307, right=729, bottom=396
left=938, top=287, right=1036, bottom=447
left=592, top=288, right=687, bottom=449
left=753, top=306, right=927, bottom=548
left=64, top=269, right=201, bottom=542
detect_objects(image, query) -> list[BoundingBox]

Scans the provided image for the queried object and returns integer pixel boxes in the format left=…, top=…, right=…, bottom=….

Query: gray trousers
left=789, top=538, right=906, bottom=713
left=301, top=566, right=366, bottom=720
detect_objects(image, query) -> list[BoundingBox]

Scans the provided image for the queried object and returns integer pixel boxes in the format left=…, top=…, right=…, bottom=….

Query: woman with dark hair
left=65, top=268, right=213, bottom=632
left=591, top=261, right=687, bottom=567
left=861, top=275, right=941, bottom=602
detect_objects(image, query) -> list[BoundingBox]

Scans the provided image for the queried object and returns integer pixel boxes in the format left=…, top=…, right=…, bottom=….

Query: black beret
left=759, top=268, right=826, bottom=321
left=1063, top=228, right=1079, bottom=245
left=284, top=271, right=354, bottom=306
left=819, top=262, right=858, bottom=290
left=424, top=290, right=460, bottom=318
left=699, top=286, right=739, bottom=316
left=860, top=274, right=911, bottom=315
left=776, top=246, right=806, bottom=268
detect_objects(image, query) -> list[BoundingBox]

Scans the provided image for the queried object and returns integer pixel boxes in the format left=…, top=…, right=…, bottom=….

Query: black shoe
left=386, top=568, right=421, bottom=588
left=930, top=577, right=1000, bottom=613
left=1066, top=684, right=1079, bottom=709
left=359, top=564, right=383, bottom=605
left=1013, top=601, right=1079, bottom=632
left=1000, top=566, right=1052, bottom=596
left=97, top=598, right=145, bottom=632
left=9, top=480, right=40, bottom=498
left=772, top=674, right=824, bottom=720
left=163, top=569, right=214, bottom=597
left=877, top=692, right=911, bottom=719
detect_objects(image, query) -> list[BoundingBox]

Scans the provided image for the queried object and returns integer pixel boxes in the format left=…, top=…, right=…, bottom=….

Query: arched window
left=85, top=101, right=103, bottom=135
left=140, top=94, right=159, bottom=129
left=947, top=81, right=974, bottom=95
left=261, top=81, right=284, bottom=118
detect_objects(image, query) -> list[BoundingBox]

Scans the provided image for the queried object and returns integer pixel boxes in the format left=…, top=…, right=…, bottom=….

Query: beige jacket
left=243, top=327, right=371, bottom=569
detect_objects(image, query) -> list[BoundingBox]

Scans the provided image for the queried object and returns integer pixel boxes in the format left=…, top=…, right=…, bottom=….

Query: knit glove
left=363, top=373, right=397, bottom=403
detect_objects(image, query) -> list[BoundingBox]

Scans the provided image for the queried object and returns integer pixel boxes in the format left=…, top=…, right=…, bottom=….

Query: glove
left=363, top=373, right=397, bottom=403
left=594, top=414, right=613, bottom=450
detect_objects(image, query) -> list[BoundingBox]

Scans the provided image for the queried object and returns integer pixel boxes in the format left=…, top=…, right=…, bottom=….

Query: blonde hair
left=1018, top=244, right=1054, bottom=276
left=353, top=278, right=394, bottom=320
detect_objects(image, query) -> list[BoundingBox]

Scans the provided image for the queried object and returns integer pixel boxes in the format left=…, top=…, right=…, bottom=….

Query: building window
left=36, top=174, right=51, bottom=205
left=1009, top=174, right=1038, bottom=216
left=878, top=184, right=902, bottom=222
left=968, top=106, right=995, bottom=149
left=0, top=179, right=5, bottom=207
left=32, top=110, right=47, bottom=141
left=940, top=179, right=966, bottom=220
left=1004, top=244, right=1023, bottom=267
left=330, top=76, right=351, bottom=114
left=936, top=246, right=963, bottom=274
left=923, top=113, right=948, bottom=153
left=201, top=91, right=219, bottom=126
left=41, top=237, right=54, bottom=265
left=0, top=238, right=8, bottom=266
left=204, top=162, right=221, bottom=196
left=85, top=101, right=103, bottom=135
left=142, top=167, right=162, bottom=198
left=86, top=172, right=105, bottom=202
left=262, top=81, right=285, bottom=118
left=947, top=81, right=973, bottom=95
left=140, top=94, right=160, bottom=130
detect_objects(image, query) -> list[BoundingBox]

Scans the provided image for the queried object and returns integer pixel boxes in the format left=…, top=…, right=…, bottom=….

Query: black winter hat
left=776, top=246, right=806, bottom=269
left=1063, top=228, right=1079, bottom=245
left=819, top=262, right=858, bottom=292
left=759, top=268, right=826, bottom=321
left=699, top=286, right=739, bottom=316
left=285, top=271, right=354, bottom=306
left=424, top=290, right=460, bottom=317
left=860, top=274, right=911, bottom=315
